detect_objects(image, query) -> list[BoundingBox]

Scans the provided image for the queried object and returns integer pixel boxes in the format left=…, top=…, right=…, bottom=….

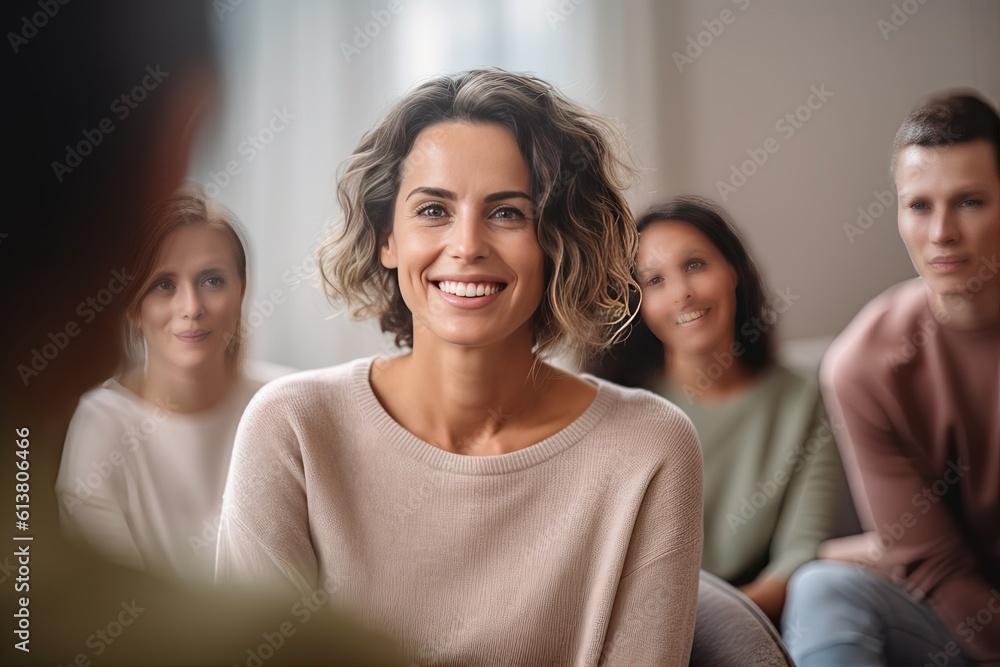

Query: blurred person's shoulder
left=838, top=278, right=929, bottom=345
left=59, top=379, right=153, bottom=485
left=821, top=278, right=930, bottom=390
left=70, top=377, right=150, bottom=426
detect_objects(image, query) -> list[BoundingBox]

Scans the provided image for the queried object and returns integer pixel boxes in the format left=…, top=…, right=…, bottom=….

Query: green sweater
left=659, top=364, right=843, bottom=585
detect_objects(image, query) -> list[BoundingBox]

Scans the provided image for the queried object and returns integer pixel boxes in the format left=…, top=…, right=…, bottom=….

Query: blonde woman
left=56, top=189, right=268, bottom=582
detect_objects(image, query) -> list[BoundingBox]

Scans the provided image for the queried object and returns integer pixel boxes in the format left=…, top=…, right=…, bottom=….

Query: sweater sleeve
left=55, top=398, right=145, bottom=572
left=600, top=413, right=703, bottom=666
left=215, top=383, right=320, bottom=598
left=822, top=349, right=1000, bottom=663
left=761, top=394, right=844, bottom=581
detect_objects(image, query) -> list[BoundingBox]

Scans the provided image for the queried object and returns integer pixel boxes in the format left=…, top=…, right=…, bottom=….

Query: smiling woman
left=589, top=196, right=846, bottom=625
left=216, top=69, right=704, bottom=665
left=55, top=187, right=274, bottom=583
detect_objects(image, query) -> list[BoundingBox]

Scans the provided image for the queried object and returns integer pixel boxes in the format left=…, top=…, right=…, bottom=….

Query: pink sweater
left=216, top=357, right=703, bottom=665
left=822, top=279, right=1000, bottom=662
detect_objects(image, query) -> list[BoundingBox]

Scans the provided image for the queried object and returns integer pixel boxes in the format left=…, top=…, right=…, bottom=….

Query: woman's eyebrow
left=405, top=187, right=532, bottom=203
left=484, top=190, right=531, bottom=203
left=406, top=187, right=456, bottom=201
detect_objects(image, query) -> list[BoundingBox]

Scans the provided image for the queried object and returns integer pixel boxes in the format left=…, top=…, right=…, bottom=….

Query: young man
left=784, top=93, right=999, bottom=666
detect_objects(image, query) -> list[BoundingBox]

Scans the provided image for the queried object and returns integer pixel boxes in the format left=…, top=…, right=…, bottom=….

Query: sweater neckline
left=351, top=356, right=613, bottom=475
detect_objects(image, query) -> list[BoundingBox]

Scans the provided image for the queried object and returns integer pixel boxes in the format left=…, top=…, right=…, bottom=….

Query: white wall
left=191, top=0, right=1000, bottom=370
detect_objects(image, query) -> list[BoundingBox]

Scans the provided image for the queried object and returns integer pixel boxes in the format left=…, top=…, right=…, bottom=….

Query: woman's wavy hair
left=318, top=68, right=639, bottom=362
left=589, top=196, right=775, bottom=388
left=120, top=185, right=248, bottom=377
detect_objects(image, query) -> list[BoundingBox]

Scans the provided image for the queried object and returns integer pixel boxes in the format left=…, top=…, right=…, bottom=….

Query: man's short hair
left=891, top=92, right=1000, bottom=176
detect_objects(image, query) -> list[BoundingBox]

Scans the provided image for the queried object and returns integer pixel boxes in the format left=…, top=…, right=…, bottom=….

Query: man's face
left=895, top=140, right=1000, bottom=300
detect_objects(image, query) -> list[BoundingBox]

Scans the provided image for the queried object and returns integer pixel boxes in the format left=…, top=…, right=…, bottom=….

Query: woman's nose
left=447, top=213, right=491, bottom=261
left=670, top=275, right=693, bottom=304
left=178, top=284, right=205, bottom=319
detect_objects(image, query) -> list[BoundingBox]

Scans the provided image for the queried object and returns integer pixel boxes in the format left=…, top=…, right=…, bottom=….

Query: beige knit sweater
left=216, top=356, right=703, bottom=666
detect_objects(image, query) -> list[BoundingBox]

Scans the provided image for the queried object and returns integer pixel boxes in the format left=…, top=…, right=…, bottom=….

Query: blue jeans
left=783, top=561, right=972, bottom=667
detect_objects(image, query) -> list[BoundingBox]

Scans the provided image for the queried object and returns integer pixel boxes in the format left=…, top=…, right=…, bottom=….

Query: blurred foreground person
left=1, top=2, right=402, bottom=664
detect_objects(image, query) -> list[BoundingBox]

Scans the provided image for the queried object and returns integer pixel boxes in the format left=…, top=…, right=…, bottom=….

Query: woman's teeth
left=437, top=281, right=503, bottom=297
left=676, top=309, right=708, bottom=324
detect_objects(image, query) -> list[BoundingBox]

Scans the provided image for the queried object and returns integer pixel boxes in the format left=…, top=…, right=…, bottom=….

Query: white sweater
left=56, top=374, right=266, bottom=582
left=216, top=357, right=703, bottom=666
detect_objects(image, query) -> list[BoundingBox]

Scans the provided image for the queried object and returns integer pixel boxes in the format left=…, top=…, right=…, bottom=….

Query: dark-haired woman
left=593, top=196, right=843, bottom=623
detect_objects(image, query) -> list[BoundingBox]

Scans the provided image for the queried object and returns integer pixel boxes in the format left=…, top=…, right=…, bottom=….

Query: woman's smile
left=434, top=280, right=506, bottom=298
left=174, top=329, right=211, bottom=342
left=676, top=308, right=710, bottom=326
